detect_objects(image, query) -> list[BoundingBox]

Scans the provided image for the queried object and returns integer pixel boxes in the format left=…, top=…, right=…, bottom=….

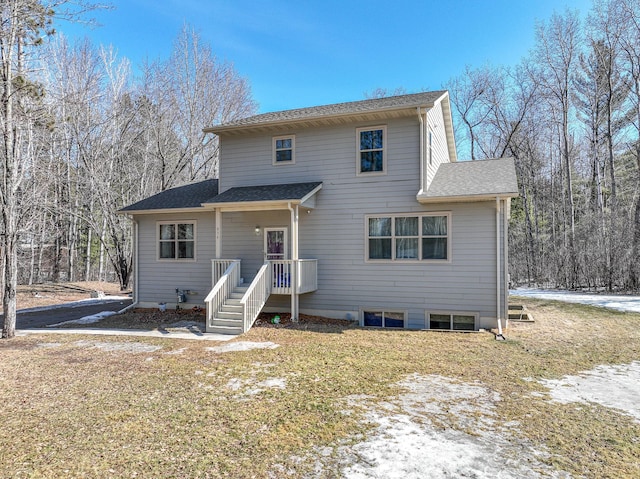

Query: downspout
left=288, top=202, right=299, bottom=322
left=417, top=107, right=425, bottom=196
left=495, top=197, right=505, bottom=340
left=119, top=217, right=139, bottom=314
left=504, top=198, right=510, bottom=329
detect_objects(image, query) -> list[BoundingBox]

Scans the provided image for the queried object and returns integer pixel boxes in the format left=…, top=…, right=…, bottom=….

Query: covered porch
left=203, top=182, right=322, bottom=334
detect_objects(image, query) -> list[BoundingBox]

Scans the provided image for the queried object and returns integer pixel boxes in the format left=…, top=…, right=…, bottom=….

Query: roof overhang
left=204, top=93, right=448, bottom=137
left=202, top=182, right=322, bottom=212
left=117, top=207, right=207, bottom=216
left=417, top=192, right=518, bottom=204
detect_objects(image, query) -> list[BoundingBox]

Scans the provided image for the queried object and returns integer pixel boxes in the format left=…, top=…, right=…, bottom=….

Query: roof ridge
left=207, top=90, right=448, bottom=132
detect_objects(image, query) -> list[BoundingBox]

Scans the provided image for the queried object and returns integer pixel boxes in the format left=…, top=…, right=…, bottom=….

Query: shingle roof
left=423, top=158, right=519, bottom=200
left=204, top=182, right=322, bottom=204
left=207, top=91, right=447, bottom=132
left=119, top=179, right=219, bottom=212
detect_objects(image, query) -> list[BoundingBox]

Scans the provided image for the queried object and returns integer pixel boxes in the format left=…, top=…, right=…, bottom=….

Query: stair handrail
left=240, top=262, right=271, bottom=332
left=205, top=260, right=240, bottom=329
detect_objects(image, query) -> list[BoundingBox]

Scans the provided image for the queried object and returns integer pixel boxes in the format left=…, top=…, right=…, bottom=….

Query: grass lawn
left=1, top=298, right=639, bottom=478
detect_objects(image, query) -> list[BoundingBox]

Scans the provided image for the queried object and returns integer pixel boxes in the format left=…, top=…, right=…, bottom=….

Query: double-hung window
left=357, top=126, right=386, bottom=174
left=158, top=222, right=196, bottom=260
left=273, top=135, right=295, bottom=164
left=367, top=213, right=449, bottom=261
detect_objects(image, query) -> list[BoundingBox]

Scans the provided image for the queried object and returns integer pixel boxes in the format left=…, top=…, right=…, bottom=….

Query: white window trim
left=264, top=227, right=288, bottom=261
left=428, top=128, right=433, bottom=166
left=364, top=212, right=451, bottom=263
left=272, top=135, right=295, bottom=165
left=356, top=125, right=387, bottom=176
left=425, top=310, right=479, bottom=331
left=156, top=220, right=197, bottom=262
left=360, top=307, right=408, bottom=329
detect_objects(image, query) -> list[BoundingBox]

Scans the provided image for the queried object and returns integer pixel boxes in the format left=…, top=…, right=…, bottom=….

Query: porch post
left=215, top=208, right=221, bottom=259
left=289, top=203, right=299, bottom=321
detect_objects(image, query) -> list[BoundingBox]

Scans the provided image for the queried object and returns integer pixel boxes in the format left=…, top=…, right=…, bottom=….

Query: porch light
left=255, top=226, right=260, bottom=236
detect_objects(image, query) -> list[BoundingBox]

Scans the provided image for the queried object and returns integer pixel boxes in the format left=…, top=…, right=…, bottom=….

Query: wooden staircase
left=208, top=284, right=250, bottom=335
left=508, top=304, right=534, bottom=323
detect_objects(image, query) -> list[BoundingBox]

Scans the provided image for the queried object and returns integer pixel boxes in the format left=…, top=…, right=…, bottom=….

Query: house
left=120, top=91, right=518, bottom=335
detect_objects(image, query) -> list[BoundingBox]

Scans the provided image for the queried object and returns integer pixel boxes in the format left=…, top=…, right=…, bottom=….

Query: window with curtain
left=366, top=213, right=449, bottom=261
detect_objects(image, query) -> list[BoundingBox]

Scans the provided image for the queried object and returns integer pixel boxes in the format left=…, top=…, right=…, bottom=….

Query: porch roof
left=203, top=181, right=322, bottom=210
left=118, top=179, right=219, bottom=214
left=417, top=158, right=519, bottom=204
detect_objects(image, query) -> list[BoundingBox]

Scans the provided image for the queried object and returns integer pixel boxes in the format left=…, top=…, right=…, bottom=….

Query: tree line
left=1, top=0, right=256, bottom=337
left=445, top=0, right=640, bottom=292
left=3, top=0, right=639, bottom=338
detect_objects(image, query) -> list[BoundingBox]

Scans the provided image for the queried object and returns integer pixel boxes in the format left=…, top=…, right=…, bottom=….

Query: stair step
left=211, top=317, right=243, bottom=328
left=208, top=324, right=243, bottom=335
left=215, top=310, right=242, bottom=320
left=220, top=304, right=243, bottom=313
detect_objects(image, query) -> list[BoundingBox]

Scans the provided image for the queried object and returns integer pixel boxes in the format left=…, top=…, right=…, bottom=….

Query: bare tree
left=618, top=0, right=640, bottom=289
left=140, top=24, right=257, bottom=190
left=533, top=9, right=582, bottom=287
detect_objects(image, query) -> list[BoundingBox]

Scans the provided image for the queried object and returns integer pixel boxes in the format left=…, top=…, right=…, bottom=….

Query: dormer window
left=273, top=135, right=295, bottom=164
left=357, top=125, right=386, bottom=175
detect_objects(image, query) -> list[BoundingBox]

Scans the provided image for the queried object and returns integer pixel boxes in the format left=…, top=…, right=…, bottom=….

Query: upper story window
left=158, top=222, right=196, bottom=260
left=357, top=125, right=386, bottom=175
left=273, top=135, right=295, bottom=164
left=366, top=213, right=450, bottom=262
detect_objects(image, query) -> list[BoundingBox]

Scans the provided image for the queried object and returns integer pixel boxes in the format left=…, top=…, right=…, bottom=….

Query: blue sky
left=62, top=0, right=593, bottom=114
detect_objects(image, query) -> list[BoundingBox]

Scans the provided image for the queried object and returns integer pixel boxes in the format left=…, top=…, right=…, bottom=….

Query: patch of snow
left=36, top=342, right=62, bottom=348
left=539, top=361, right=640, bottom=422
left=303, top=374, right=569, bottom=479
left=73, top=339, right=162, bottom=353
left=511, top=288, right=640, bottom=313
left=226, top=376, right=287, bottom=398
left=206, top=341, right=279, bottom=353
left=48, top=310, right=117, bottom=327
left=163, top=347, right=187, bottom=355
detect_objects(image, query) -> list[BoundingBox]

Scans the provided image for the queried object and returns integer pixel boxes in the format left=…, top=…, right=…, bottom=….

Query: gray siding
left=134, top=212, right=215, bottom=307
left=131, top=106, right=508, bottom=330
left=215, top=112, right=506, bottom=330
left=425, top=100, right=451, bottom=190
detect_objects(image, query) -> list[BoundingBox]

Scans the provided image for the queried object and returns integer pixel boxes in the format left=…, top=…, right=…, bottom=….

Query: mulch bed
left=254, top=312, right=354, bottom=328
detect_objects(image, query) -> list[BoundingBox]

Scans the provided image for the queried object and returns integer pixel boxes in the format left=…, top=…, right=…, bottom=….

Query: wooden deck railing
left=269, top=259, right=318, bottom=294
left=240, top=262, right=271, bottom=332
left=205, top=260, right=240, bottom=330
left=211, top=259, right=240, bottom=286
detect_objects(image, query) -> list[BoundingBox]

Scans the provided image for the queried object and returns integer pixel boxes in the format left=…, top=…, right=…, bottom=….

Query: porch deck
left=206, top=259, right=318, bottom=335
left=212, top=259, right=318, bottom=295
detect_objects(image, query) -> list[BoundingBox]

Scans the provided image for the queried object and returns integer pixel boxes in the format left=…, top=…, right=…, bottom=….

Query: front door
left=264, top=228, right=288, bottom=261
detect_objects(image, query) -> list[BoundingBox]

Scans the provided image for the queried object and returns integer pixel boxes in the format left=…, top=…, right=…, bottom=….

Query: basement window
left=427, top=312, right=477, bottom=331
left=362, top=309, right=406, bottom=328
